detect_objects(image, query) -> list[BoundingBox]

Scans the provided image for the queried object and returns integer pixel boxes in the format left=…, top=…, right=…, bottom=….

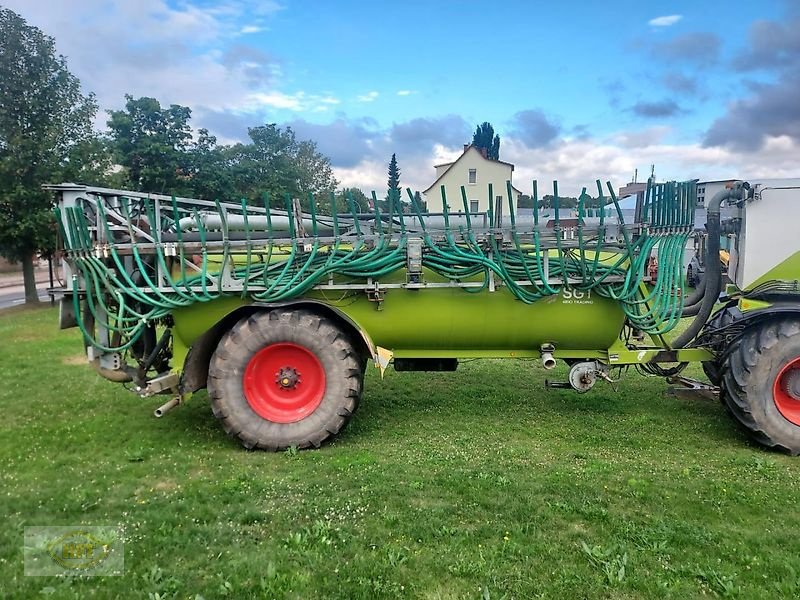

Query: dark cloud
left=704, top=12, right=800, bottom=150
left=704, top=69, right=800, bottom=150
left=287, top=115, right=470, bottom=169
left=662, top=72, right=698, bottom=94
left=650, top=32, right=721, bottom=65
left=194, top=109, right=253, bottom=141
left=285, top=117, right=382, bottom=168
left=222, top=45, right=277, bottom=88
left=193, top=112, right=475, bottom=170
left=631, top=100, right=682, bottom=118
left=390, top=115, right=471, bottom=150
left=509, top=109, right=560, bottom=147
left=733, top=17, right=800, bottom=70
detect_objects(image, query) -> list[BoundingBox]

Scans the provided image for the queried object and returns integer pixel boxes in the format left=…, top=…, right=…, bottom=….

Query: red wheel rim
left=243, top=343, right=326, bottom=423
left=773, top=357, right=800, bottom=426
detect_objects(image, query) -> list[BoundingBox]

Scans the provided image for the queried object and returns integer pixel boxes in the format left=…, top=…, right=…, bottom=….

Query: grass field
left=2, top=306, right=800, bottom=599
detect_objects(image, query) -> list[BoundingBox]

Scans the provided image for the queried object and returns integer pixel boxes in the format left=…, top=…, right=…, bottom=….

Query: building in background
left=423, top=144, right=523, bottom=213
left=696, top=179, right=737, bottom=207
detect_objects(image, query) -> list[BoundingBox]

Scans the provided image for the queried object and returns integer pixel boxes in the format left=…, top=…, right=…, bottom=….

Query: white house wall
left=424, top=148, right=517, bottom=213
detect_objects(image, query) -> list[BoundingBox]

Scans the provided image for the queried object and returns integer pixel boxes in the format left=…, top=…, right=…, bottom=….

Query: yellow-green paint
left=170, top=286, right=627, bottom=368
left=745, top=249, right=800, bottom=290
left=738, top=297, right=772, bottom=312
left=323, top=287, right=624, bottom=352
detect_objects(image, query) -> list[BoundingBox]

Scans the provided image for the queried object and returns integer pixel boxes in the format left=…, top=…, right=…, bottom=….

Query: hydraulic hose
left=673, top=182, right=747, bottom=348
left=681, top=271, right=709, bottom=316
left=58, top=179, right=702, bottom=350
left=682, top=273, right=706, bottom=308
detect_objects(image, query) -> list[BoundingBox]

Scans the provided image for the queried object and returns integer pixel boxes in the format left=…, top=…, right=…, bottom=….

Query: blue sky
left=6, top=0, right=799, bottom=194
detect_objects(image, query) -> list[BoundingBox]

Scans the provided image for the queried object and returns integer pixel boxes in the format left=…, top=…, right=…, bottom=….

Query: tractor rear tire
left=208, top=309, right=364, bottom=451
left=720, top=319, right=800, bottom=454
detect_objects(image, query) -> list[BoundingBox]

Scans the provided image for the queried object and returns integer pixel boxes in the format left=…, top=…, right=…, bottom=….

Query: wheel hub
left=276, top=367, right=300, bottom=390
left=773, top=357, right=800, bottom=425
left=243, top=342, right=326, bottom=423
left=781, top=368, right=800, bottom=401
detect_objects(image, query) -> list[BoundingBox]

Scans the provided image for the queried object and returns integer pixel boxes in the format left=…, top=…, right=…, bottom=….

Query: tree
left=225, top=124, right=338, bottom=207
left=60, top=135, right=127, bottom=189
left=107, top=95, right=193, bottom=194
left=326, top=187, right=369, bottom=215
left=386, top=153, right=401, bottom=211
left=185, top=128, right=232, bottom=201
left=540, top=194, right=578, bottom=209
left=107, top=101, right=338, bottom=206
left=0, top=8, right=98, bottom=303
left=472, top=122, right=500, bottom=160
left=413, top=191, right=426, bottom=212
left=517, top=194, right=534, bottom=209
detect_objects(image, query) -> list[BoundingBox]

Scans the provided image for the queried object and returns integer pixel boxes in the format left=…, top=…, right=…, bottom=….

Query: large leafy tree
left=0, top=8, right=98, bottom=303
left=107, top=101, right=338, bottom=206
left=107, top=95, right=193, bottom=194
left=472, top=122, right=500, bottom=160
left=185, top=128, right=231, bottom=201
left=226, top=124, right=337, bottom=206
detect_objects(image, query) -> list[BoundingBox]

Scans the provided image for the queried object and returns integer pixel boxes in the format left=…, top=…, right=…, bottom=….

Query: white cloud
left=243, top=91, right=340, bottom=112
left=397, top=90, right=416, bottom=96
left=246, top=91, right=303, bottom=110
left=0, top=0, right=294, bottom=118
left=239, top=25, right=264, bottom=34
left=333, top=132, right=800, bottom=197
left=648, top=15, right=683, bottom=27
left=357, top=91, right=380, bottom=102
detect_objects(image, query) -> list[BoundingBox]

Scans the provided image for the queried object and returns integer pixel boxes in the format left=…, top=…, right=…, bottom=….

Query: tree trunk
left=21, top=254, right=40, bottom=305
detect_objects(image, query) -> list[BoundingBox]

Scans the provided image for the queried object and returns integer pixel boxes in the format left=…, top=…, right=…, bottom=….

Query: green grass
left=2, top=307, right=800, bottom=599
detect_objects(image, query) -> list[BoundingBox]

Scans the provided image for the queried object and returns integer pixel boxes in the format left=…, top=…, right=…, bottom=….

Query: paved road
left=0, top=283, right=57, bottom=310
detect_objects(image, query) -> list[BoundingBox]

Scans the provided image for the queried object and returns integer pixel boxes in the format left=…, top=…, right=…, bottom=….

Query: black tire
left=686, top=265, right=696, bottom=288
left=720, top=319, right=800, bottom=454
left=702, top=362, right=721, bottom=387
left=207, top=309, right=364, bottom=450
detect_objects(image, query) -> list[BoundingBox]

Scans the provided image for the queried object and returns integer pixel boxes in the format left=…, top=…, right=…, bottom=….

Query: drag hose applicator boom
left=673, top=181, right=747, bottom=348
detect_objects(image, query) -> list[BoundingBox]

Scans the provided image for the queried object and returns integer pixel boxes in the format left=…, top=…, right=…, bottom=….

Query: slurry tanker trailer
left=48, top=178, right=800, bottom=453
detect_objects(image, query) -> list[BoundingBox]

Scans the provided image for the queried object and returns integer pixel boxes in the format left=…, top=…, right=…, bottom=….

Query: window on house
left=468, top=169, right=477, bottom=184
left=469, top=200, right=479, bottom=213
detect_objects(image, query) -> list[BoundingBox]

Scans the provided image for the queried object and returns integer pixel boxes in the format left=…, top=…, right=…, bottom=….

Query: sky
left=4, top=0, right=800, bottom=196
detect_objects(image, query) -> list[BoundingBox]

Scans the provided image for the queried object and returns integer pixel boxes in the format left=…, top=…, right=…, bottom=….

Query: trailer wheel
left=208, top=309, right=364, bottom=450
left=720, top=319, right=800, bottom=454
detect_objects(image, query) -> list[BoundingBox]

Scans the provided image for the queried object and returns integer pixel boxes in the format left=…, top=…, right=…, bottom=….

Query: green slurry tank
left=48, top=178, right=800, bottom=453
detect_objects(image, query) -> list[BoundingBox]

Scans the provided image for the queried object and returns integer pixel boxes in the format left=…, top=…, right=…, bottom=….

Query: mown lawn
left=2, top=306, right=800, bottom=599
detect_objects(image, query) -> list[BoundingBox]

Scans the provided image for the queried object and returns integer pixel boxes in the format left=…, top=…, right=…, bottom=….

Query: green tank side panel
left=170, top=288, right=626, bottom=364
left=745, top=250, right=800, bottom=291
left=325, top=288, right=624, bottom=353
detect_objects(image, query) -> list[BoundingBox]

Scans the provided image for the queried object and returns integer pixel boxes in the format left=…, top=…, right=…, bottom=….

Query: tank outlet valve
left=540, top=344, right=557, bottom=370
